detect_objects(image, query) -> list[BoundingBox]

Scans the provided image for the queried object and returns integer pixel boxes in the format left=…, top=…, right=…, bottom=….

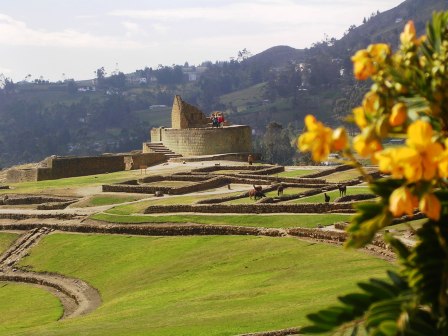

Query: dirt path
left=0, top=227, right=101, bottom=319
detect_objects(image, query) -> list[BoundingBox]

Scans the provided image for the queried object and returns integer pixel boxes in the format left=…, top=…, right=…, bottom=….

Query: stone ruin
left=146, top=96, right=253, bottom=158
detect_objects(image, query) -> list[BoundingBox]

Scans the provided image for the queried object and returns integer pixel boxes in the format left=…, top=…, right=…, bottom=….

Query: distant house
left=181, top=65, right=208, bottom=82
left=77, top=86, right=96, bottom=92
left=149, top=105, right=167, bottom=110
left=125, top=73, right=147, bottom=85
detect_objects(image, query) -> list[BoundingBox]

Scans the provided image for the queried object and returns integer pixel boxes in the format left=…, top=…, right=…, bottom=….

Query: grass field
left=219, top=83, right=266, bottom=111
left=288, top=186, right=372, bottom=204
left=223, top=188, right=312, bottom=204
left=105, top=192, right=243, bottom=213
left=0, top=233, right=19, bottom=253
left=276, top=170, right=319, bottom=178
left=14, top=234, right=392, bottom=336
left=75, top=195, right=150, bottom=207
left=1, top=170, right=148, bottom=195
left=324, top=168, right=377, bottom=183
left=0, top=282, right=62, bottom=335
left=91, top=213, right=352, bottom=228
left=143, top=181, right=195, bottom=187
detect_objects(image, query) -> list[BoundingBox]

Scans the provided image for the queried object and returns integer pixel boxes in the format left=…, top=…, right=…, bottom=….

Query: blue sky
left=0, top=0, right=404, bottom=82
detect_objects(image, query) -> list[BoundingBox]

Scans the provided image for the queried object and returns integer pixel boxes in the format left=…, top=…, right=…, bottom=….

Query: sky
left=0, top=0, right=404, bottom=82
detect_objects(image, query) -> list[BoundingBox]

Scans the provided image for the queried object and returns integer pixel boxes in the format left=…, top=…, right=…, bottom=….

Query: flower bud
left=331, top=127, right=348, bottom=151
left=389, top=103, right=407, bottom=126
left=389, top=187, right=417, bottom=217
left=419, top=193, right=441, bottom=221
left=376, top=115, right=390, bottom=137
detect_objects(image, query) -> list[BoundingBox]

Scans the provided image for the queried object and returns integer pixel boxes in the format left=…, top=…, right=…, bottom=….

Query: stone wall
left=6, top=169, right=39, bottom=183
left=143, top=202, right=354, bottom=214
left=303, top=164, right=353, bottom=178
left=191, top=165, right=274, bottom=173
left=151, top=125, right=252, bottom=156
left=103, top=176, right=228, bottom=195
left=6, top=152, right=166, bottom=183
left=171, top=95, right=210, bottom=129
left=168, top=152, right=254, bottom=163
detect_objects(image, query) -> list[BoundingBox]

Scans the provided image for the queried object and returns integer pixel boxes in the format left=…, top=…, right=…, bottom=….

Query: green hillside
left=14, top=234, right=391, bottom=336
left=1, top=0, right=446, bottom=167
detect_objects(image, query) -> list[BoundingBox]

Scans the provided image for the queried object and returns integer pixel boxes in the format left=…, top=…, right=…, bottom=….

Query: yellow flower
left=351, top=44, right=390, bottom=80
left=367, top=43, right=390, bottom=63
left=400, top=21, right=426, bottom=47
left=389, top=187, right=418, bottom=217
left=405, top=120, right=443, bottom=181
left=353, top=133, right=382, bottom=158
left=389, top=103, right=407, bottom=126
left=331, top=127, right=348, bottom=151
left=437, top=139, right=448, bottom=178
left=298, top=115, right=332, bottom=162
left=362, top=92, right=380, bottom=115
left=375, top=147, right=410, bottom=179
left=406, top=120, right=433, bottom=150
left=419, top=193, right=441, bottom=221
left=352, top=49, right=374, bottom=80
left=400, top=21, right=417, bottom=45
left=353, top=107, right=368, bottom=129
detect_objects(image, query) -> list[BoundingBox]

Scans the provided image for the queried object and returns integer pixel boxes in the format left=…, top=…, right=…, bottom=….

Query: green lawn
left=324, top=168, right=376, bottom=183
left=1, top=170, right=148, bottom=195
left=0, top=282, right=62, bottom=335
left=277, top=170, right=319, bottom=178
left=106, top=192, right=243, bottom=214
left=0, top=233, right=19, bottom=253
left=221, top=188, right=312, bottom=205
left=14, top=234, right=392, bottom=336
left=91, top=213, right=352, bottom=228
left=144, top=181, right=195, bottom=187
left=289, top=186, right=373, bottom=204
left=76, top=195, right=150, bottom=207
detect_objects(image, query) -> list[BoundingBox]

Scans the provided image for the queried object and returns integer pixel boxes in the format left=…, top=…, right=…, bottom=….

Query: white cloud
left=0, top=13, right=144, bottom=49
left=151, top=23, right=169, bottom=34
left=121, top=21, right=146, bottom=37
left=0, top=66, right=12, bottom=74
left=108, top=0, right=399, bottom=26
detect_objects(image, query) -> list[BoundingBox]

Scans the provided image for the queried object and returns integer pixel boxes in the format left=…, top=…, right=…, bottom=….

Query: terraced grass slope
left=289, top=186, right=372, bottom=204
left=15, top=234, right=392, bottom=336
left=0, top=233, right=62, bottom=334
left=0, top=233, right=19, bottom=253
left=92, top=213, right=352, bottom=228
left=0, top=283, right=62, bottom=335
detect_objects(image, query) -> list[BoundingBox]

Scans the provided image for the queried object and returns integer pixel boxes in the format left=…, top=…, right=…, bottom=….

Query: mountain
left=217, top=0, right=448, bottom=130
left=0, top=0, right=447, bottom=168
left=245, top=46, right=305, bottom=68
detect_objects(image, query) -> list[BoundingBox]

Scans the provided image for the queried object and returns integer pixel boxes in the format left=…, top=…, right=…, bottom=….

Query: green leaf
left=378, top=320, right=398, bottom=335
left=338, top=293, right=373, bottom=308
left=358, top=282, right=395, bottom=300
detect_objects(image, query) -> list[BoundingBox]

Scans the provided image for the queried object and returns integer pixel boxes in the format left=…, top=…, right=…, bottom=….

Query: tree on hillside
left=0, top=75, right=15, bottom=94
left=261, top=122, right=295, bottom=165
left=95, top=67, right=106, bottom=87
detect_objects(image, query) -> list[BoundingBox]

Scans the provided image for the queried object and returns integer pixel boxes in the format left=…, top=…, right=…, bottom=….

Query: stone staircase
left=144, top=142, right=182, bottom=159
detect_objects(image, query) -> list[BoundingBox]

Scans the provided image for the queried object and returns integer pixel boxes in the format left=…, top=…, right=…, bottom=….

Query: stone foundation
left=150, top=125, right=252, bottom=156
left=6, top=152, right=166, bottom=183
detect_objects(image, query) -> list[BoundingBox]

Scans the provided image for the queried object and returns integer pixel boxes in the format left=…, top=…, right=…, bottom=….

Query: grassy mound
left=15, top=234, right=392, bottom=335
left=91, top=213, right=352, bottom=228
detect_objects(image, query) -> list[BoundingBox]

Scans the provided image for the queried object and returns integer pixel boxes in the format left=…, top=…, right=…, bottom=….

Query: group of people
left=210, top=112, right=225, bottom=128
